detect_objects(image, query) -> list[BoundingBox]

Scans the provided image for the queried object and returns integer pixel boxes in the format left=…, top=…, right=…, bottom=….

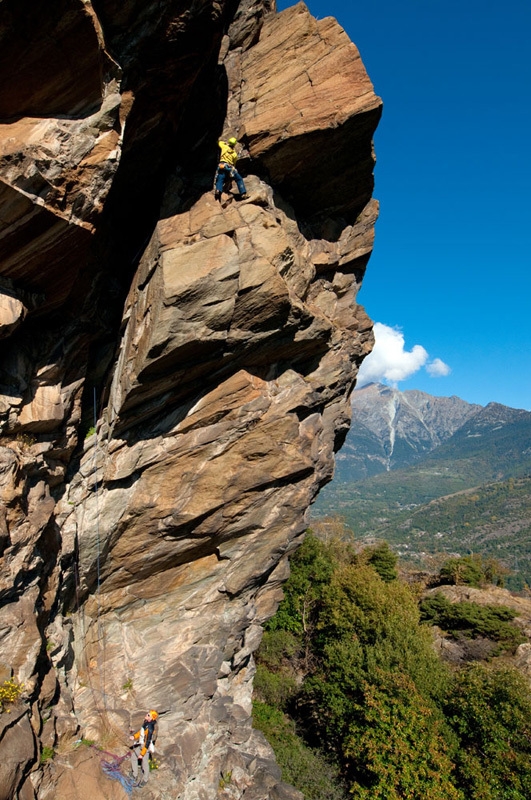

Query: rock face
left=0, top=2, right=381, bottom=798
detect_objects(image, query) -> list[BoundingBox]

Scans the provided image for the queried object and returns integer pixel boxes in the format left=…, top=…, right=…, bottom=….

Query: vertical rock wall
left=0, top=1, right=381, bottom=797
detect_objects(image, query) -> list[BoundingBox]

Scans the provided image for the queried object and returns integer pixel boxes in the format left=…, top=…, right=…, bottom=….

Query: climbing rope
left=75, top=388, right=114, bottom=714
left=75, top=392, right=152, bottom=790
left=70, top=390, right=124, bottom=739
left=92, top=746, right=136, bottom=795
left=92, top=387, right=107, bottom=710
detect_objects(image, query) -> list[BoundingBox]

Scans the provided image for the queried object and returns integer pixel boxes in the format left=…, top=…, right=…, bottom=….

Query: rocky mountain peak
left=461, top=401, right=531, bottom=432
left=0, top=2, right=380, bottom=798
left=333, top=383, right=482, bottom=481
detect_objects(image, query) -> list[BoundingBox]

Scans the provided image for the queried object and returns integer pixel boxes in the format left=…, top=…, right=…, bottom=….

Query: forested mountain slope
left=314, top=392, right=531, bottom=587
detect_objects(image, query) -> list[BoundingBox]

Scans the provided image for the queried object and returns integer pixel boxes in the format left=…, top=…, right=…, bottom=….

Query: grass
left=40, top=746, right=55, bottom=764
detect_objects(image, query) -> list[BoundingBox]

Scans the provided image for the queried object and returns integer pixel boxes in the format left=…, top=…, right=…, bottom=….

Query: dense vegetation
left=437, top=553, right=510, bottom=588
left=253, top=533, right=531, bottom=800
left=419, top=593, right=526, bottom=654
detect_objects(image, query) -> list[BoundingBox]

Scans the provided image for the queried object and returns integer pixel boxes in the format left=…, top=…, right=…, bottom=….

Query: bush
left=253, top=532, right=531, bottom=800
left=366, top=542, right=398, bottom=582
left=40, top=746, right=55, bottom=764
left=295, top=560, right=454, bottom=796
left=343, top=672, right=461, bottom=800
left=0, top=678, right=23, bottom=712
left=252, top=701, right=347, bottom=800
left=257, top=629, right=300, bottom=668
left=314, top=562, right=450, bottom=704
left=439, top=556, right=484, bottom=586
left=420, top=593, right=525, bottom=653
left=254, top=664, right=298, bottom=708
left=254, top=629, right=300, bottom=708
left=438, top=554, right=508, bottom=588
left=445, top=665, right=531, bottom=799
left=267, top=533, right=349, bottom=636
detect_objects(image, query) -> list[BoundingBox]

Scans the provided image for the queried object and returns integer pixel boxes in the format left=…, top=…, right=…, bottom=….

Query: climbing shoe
left=214, top=190, right=221, bottom=201
left=239, top=193, right=249, bottom=200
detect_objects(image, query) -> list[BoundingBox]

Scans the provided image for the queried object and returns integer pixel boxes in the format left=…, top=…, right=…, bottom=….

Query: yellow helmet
left=228, top=137, right=237, bottom=146
left=149, top=709, right=158, bottom=720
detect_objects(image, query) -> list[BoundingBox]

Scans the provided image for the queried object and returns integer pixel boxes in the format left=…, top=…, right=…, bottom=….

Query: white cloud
left=356, top=322, right=450, bottom=387
left=426, top=357, right=451, bottom=377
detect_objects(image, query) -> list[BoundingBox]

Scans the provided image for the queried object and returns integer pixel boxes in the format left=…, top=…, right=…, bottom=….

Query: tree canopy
left=253, top=532, right=531, bottom=800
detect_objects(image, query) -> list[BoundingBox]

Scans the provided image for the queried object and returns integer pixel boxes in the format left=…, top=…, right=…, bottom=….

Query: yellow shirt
left=218, top=140, right=238, bottom=167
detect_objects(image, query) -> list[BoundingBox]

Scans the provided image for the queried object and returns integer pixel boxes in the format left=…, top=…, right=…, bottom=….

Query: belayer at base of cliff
left=130, top=709, right=158, bottom=786
left=214, top=137, right=248, bottom=201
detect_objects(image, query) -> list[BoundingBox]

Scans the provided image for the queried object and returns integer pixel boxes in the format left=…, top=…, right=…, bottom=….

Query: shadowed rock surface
left=0, top=1, right=381, bottom=797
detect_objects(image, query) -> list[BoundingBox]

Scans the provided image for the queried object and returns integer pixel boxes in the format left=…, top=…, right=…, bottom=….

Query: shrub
left=315, top=562, right=450, bottom=703
left=218, top=770, right=232, bottom=788
left=343, top=672, right=461, bottom=800
left=252, top=701, right=347, bottom=800
left=445, top=665, right=531, bottom=799
left=267, top=533, right=345, bottom=636
left=40, top=746, right=55, bottom=764
left=439, top=556, right=484, bottom=587
left=294, top=561, right=453, bottom=796
left=257, top=629, right=300, bottom=669
left=254, top=532, right=531, bottom=800
left=438, top=554, right=509, bottom=588
left=420, top=593, right=526, bottom=653
left=254, top=629, right=300, bottom=708
left=0, top=678, right=24, bottom=712
left=366, top=542, right=398, bottom=582
left=254, top=664, right=297, bottom=708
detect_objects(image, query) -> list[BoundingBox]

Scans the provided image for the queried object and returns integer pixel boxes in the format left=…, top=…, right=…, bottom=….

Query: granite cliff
left=0, top=1, right=381, bottom=797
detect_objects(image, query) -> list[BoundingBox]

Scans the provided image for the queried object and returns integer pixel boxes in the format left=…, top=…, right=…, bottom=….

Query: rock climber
left=214, top=137, right=248, bottom=201
left=130, top=709, right=158, bottom=786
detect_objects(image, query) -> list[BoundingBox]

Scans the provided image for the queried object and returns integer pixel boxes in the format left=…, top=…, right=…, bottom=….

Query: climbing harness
left=214, top=163, right=235, bottom=194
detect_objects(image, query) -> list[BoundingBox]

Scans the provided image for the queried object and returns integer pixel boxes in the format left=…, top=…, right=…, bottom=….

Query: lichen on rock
left=0, top=1, right=381, bottom=797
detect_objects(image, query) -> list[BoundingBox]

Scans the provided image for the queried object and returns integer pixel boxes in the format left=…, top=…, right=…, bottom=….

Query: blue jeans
left=215, top=163, right=246, bottom=195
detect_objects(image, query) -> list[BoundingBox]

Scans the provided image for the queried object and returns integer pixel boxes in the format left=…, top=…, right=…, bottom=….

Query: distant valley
left=313, top=383, right=531, bottom=588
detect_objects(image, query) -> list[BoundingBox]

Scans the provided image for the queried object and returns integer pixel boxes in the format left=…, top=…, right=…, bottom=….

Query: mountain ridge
left=314, top=385, right=531, bottom=587
left=334, top=382, right=483, bottom=481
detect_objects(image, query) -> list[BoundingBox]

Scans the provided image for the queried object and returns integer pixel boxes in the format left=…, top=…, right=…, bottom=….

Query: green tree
left=267, top=532, right=344, bottom=637
left=439, top=555, right=484, bottom=586
left=445, top=665, right=531, bottom=799
left=254, top=533, right=531, bottom=800
left=438, top=554, right=509, bottom=588
left=344, top=672, right=461, bottom=800
left=253, top=702, right=346, bottom=800
left=315, top=562, right=449, bottom=704
left=295, top=554, right=455, bottom=797
left=366, top=541, right=398, bottom=582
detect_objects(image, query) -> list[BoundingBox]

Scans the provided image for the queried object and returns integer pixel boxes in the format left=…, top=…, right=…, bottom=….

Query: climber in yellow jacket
left=214, top=137, right=248, bottom=200
left=130, top=709, right=158, bottom=786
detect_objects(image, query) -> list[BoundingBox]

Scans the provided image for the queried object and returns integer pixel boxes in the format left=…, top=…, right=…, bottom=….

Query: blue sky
left=276, top=0, right=531, bottom=410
